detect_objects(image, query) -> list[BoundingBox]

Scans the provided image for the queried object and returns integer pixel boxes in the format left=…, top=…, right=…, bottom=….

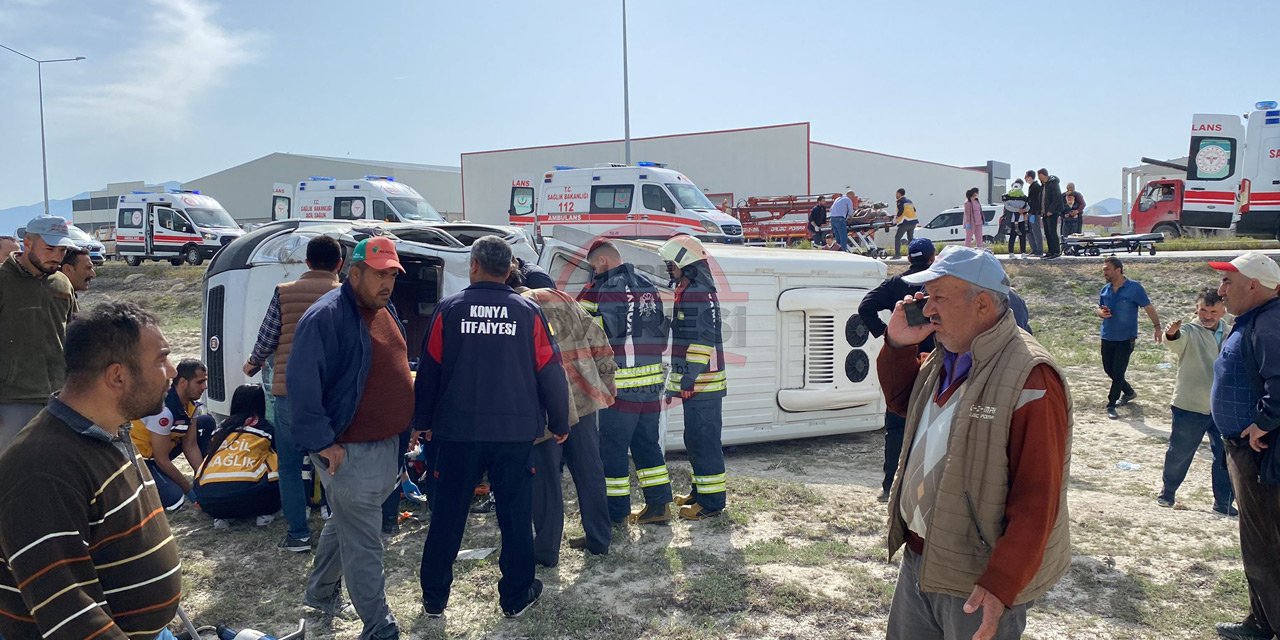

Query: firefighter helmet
left=659, top=235, right=708, bottom=270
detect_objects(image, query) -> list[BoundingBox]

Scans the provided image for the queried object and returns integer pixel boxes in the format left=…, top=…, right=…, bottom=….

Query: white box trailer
left=538, top=228, right=887, bottom=449
left=201, top=219, right=537, bottom=416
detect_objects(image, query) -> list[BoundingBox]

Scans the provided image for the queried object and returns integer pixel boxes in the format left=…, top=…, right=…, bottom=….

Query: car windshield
left=185, top=207, right=239, bottom=229
left=390, top=197, right=445, bottom=222
left=665, top=183, right=717, bottom=210
left=65, top=226, right=92, bottom=241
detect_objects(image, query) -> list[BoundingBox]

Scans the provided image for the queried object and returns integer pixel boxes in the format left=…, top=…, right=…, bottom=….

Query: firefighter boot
left=678, top=503, right=721, bottom=521
left=628, top=503, right=672, bottom=525
left=674, top=493, right=697, bottom=507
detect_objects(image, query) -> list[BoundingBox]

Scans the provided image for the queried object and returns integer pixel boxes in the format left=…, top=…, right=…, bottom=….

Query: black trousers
left=420, top=440, right=534, bottom=612
left=883, top=411, right=906, bottom=493
left=1043, top=213, right=1061, bottom=255
left=532, top=413, right=611, bottom=565
left=1225, top=438, right=1280, bottom=633
left=1100, top=338, right=1135, bottom=407
left=1007, top=221, right=1027, bottom=254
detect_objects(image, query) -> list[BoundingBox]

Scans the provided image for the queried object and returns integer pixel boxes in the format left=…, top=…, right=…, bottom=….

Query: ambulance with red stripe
left=507, top=164, right=744, bottom=242
left=1217, top=102, right=1280, bottom=239
left=115, top=190, right=243, bottom=266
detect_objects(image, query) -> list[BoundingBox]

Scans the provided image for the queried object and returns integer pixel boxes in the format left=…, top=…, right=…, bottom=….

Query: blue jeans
left=830, top=216, right=849, bottom=251
left=271, top=394, right=311, bottom=540
left=1161, top=405, right=1234, bottom=510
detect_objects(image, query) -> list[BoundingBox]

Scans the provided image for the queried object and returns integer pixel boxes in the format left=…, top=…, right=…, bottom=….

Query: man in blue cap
left=0, top=216, right=78, bottom=455
left=878, top=245, right=1072, bottom=640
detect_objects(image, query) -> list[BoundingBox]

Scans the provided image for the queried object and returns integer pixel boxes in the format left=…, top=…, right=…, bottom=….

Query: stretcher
left=1062, top=232, right=1163, bottom=257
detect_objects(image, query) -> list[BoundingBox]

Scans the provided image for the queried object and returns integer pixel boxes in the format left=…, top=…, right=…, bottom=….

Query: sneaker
left=1118, top=391, right=1137, bottom=406
left=213, top=518, right=229, bottom=530
left=876, top=489, right=890, bottom=503
left=422, top=602, right=445, bottom=619
left=674, top=494, right=697, bottom=507
left=320, top=505, right=333, bottom=520
left=304, top=583, right=357, bottom=621
left=256, top=514, right=275, bottom=527
left=279, top=534, right=312, bottom=552
left=1156, top=495, right=1174, bottom=508
left=1215, top=618, right=1275, bottom=640
left=1106, top=406, right=1119, bottom=420
left=628, top=503, right=673, bottom=525
left=502, top=579, right=543, bottom=618
left=1213, top=504, right=1240, bottom=518
left=678, top=503, right=721, bottom=521
left=470, top=494, right=496, bottom=514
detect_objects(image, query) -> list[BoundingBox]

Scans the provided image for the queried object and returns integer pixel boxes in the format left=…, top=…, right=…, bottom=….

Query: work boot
left=1215, top=616, right=1274, bottom=640
left=628, top=503, right=673, bottom=525
left=470, top=494, right=496, bottom=514
left=678, top=503, right=721, bottom=521
left=674, top=493, right=697, bottom=507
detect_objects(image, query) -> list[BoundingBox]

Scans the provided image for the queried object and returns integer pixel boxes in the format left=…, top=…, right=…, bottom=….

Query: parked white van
left=115, top=190, right=243, bottom=266
left=271, top=176, right=446, bottom=223
left=508, top=164, right=744, bottom=242
left=916, top=204, right=1001, bottom=245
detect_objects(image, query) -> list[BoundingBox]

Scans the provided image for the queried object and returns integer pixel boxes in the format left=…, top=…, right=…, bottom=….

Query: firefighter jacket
left=668, top=267, right=727, bottom=398
left=414, top=281, right=570, bottom=442
left=577, top=263, right=669, bottom=409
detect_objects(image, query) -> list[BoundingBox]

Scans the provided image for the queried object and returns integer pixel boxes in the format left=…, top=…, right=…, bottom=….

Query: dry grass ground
left=92, top=258, right=1247, bottom=639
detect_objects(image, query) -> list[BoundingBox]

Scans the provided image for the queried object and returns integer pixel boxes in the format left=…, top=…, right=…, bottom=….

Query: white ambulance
left=1186, top=102, right=1280, bottom=237
left=271, top=176, right=446, bottom=223
left=507, top=163, right=744, bottom=242
left=115, top=190, right=243, bottom=266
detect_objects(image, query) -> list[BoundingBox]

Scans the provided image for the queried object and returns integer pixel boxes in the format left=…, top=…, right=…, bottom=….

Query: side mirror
left=1139, top=199, right=1153, bottom=212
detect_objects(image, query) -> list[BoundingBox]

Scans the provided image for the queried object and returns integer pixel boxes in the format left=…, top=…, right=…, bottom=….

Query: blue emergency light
left=553, top=165, right=576, bottom=171
left=308, top=176, right=336, bottom=181
left=1256, top=101, right=1278, bottom=110
left=364, top=175, right=394, bottom=181
left=636, top=161, right=665, bottom=167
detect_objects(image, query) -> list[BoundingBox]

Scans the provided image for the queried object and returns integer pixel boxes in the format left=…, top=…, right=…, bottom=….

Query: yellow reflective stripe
left=636, top=465, right=668, bottom=477
left=693, top=473, right=726, bottom=494
left=617, top=363, right=664, bottom=378
left=666, top=380, right=727, bottom=393
left=639, top=474, right=671, bottom=488
left=686, top=344, right=715, bottom=357
left=617, top=374, right=664, bottom=388
left=592, top=316, right=604, bottom=330
left=686, top=354, right=710, bottom=365
left=637, top=465, right=671, bottom=487
left=547, top=321, right=555, bottom=336
left=578, top=300, right=599, bottom=312
left=605, top=476, right=631, bottom=497
left=696, top=482, right=726, bottom=494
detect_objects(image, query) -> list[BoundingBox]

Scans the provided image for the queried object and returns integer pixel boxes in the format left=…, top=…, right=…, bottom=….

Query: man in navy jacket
left=415, top=235, right=570, bottom=620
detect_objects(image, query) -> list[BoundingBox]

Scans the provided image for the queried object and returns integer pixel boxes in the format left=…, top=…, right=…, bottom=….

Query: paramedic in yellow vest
left=130, top=358, right=208, bottom=511
left=878, top=246, right=1072, bottom=640
left=893, top=187, right=919, bottom=259
left=660, top=235, right=728, bottom=521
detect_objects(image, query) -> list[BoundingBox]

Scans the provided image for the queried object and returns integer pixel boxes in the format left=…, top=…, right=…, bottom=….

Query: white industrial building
left=461, top=122, right=1007, bottom=226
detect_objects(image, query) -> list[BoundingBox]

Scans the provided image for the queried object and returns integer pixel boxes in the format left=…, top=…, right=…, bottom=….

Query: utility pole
left=0, top=44, right=85, bottom=215
left=622, top=0, right=631, bottom=165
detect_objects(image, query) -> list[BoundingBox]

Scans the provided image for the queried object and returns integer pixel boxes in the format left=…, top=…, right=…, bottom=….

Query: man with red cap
left=1207, top=252, right=1280, bottom=640
left=289, top=235, right=412, bottom=640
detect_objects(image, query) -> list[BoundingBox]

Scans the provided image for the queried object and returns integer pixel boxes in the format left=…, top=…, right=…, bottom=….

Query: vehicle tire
left=125, top=256, right=142, bottom=267
left=183, top=244, right=203, bottom=266
left=1149, top=246, right=1157, bottom=256
left=170, top=258, right=183, bottom=266
left=1088, top=247, right=1101, bottom=257
left=1152, top=223, right=1180, bottom=241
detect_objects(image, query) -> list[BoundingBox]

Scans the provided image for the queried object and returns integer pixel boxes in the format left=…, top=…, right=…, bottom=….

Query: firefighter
left=660, top=235, right=728, bottom=520
left=580, top=240, right=673, bottom=524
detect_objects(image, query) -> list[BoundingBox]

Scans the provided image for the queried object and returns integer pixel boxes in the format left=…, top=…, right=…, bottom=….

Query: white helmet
left=659, top=235, right=707, bottom=270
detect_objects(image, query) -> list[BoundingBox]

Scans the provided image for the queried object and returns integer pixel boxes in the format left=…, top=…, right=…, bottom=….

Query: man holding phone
left=289, top=237, right=413, bottom=640
left=1097, top=256, right=1163, bottom=420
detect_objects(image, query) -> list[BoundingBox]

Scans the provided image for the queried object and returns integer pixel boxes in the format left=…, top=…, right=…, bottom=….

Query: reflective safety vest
left=578, top=263, right=669, bottom=406
left=195, top=418, right=279, bottom=488
left=668, top=271, right=727, bottom=398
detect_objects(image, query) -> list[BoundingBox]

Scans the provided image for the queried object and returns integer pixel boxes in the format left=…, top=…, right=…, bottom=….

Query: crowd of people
left=0, top=210, right=1277, bottom=640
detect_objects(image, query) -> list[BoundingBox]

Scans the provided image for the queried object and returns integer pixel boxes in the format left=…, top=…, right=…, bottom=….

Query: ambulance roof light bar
left=1256, top=100, right=1278, bottom=110
left=364, top=175, right=395, bottom=181
left=307, top=176, right=336, bottom=181
left=636, top=161, right=666, bottom=168
left=553, top=165, right=576, bottom=171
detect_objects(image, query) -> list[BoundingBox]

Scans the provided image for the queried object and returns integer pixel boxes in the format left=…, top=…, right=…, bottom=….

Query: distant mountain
left=0, top=181, right=181, bottom=235
left=1091, top=197, right=1123, bottom=215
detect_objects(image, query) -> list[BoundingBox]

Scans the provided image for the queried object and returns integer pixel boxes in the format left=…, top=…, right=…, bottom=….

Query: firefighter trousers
left=682, top=395, right=726, bottom=512
left=599, top=405, right=672, bottom=523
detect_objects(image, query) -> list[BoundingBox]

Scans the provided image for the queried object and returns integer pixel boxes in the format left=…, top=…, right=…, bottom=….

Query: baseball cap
left=907, top=238, right=936, bottom=265
left=352, top=236, right=404, bottom=272
left=1209, top=252, right=1280, bottom=289
left=24, top=215, right=78, bottom=249
left=902, top=245, right=1010, bottom=294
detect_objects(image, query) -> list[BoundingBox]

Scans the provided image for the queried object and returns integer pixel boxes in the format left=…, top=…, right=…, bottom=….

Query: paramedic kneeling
left=129, top=357, right=208, bottom=510
left=878, top=246, right=1072, bottom=640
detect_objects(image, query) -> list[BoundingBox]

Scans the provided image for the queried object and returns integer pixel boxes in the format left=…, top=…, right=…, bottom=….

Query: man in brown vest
left=877, top=246, right=1072, bottom=640
left=244, top=234, right=343, bottom=552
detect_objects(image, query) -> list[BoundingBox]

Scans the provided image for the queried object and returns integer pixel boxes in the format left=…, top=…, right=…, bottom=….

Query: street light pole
left=622, top=0, right=631, bottom=165
left=1, top=44, right=85, bottom=216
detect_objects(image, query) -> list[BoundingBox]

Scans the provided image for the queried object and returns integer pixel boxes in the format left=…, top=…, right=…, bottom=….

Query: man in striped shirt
left=0, top=302, right=183, bottom=639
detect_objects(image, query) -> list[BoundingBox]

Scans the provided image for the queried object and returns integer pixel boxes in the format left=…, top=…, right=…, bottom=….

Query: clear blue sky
left=1, top=0, right=1276, bottom=211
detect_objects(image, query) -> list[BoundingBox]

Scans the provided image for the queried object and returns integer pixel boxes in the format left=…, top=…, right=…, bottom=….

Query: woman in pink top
left=963, top=187, right=984, bottom=249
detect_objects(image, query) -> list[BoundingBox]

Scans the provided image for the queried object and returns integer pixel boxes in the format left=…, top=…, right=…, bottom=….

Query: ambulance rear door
left=1237, top=106, right=1280, bottom=237
left=1183, top=113, right=1245, bottom=229
left=272, top=183, right=293, bottom=221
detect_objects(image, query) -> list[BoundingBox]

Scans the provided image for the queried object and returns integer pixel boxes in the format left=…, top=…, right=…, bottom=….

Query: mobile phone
left=904, top=297, right=930, bottom=327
